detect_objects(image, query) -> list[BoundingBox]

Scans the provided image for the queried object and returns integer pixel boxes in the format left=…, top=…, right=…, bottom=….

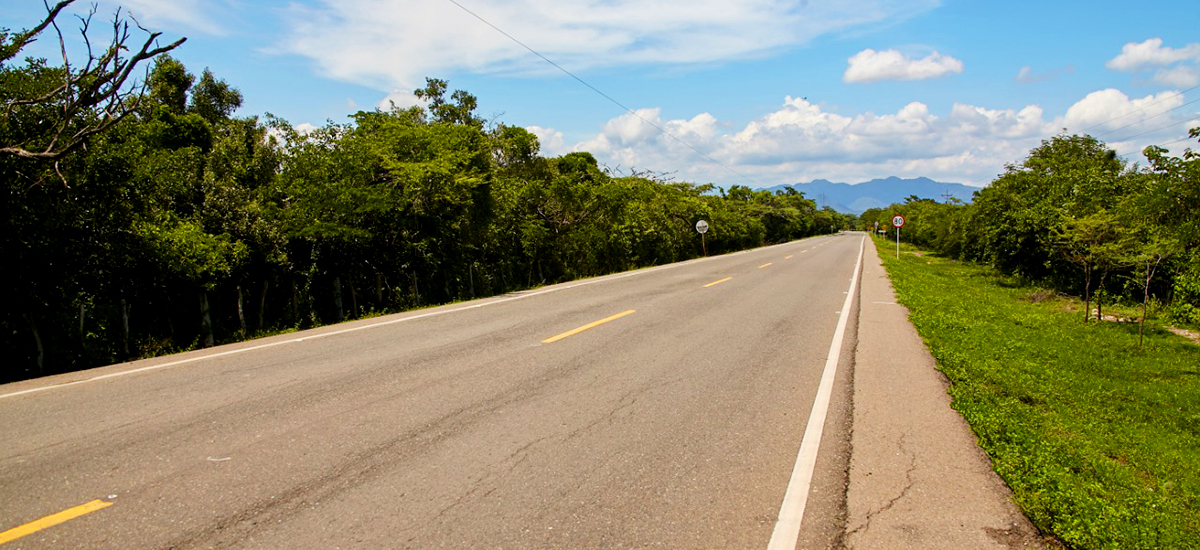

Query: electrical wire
left=1078, top=84, right=1199, bottom=134
left=1096, top=95, right=1200, bottom=137
left=441, top=0, right=763, bottom=186
left=1113, top=115, right=1200, bottom=143
left=1148, top=132, right=1198, bottom=149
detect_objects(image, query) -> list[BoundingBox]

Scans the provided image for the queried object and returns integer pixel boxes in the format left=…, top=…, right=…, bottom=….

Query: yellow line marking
left=784, top=255, right=794, bottom=259
left=704, top=277, right=733, bottom=288
left=542, top=310, right=636, bottom=344
left=0, top=500, right=112, bottom=545
left=759, top=262, right=773, bottom=268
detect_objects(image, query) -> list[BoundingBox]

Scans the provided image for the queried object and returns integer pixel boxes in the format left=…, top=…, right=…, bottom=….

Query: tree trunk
left=236, top=285, right=247, bottom=334
left=349, top=279, right=358, bottom=319
left=257, top=279, right=269, bottom=331
left=411, top=272, right=420, bottom=306
left=199, top=291, right=214, bottom=348
left=78, top=303, right=86, bottom=348
left=1083, top=265, right=1092, bottom=323
left=375, top=272, right=384, bottom=304
left=1140, top=259, right=1161, bottom=347
left=291, top=278, right=299, bottom=324
left=24, top=313, right=44, bottom=376
left=333, top=275, right=344, bottom=321
left=120, top=298, right=131, bottom=356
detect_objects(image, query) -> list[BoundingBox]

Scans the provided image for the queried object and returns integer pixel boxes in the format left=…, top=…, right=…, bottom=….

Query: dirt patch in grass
left=1167, top=326, right=1200, bottom=345
left=1022, top=289, right=1057, bottom=303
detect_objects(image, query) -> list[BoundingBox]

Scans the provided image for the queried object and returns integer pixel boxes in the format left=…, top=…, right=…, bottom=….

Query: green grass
left=877, top=239, right=1200, bottom=550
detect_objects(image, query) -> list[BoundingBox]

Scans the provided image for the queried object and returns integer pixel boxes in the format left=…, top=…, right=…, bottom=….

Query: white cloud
left=276, top=0, right=941, bottom=92
left=1107, top=38, right=1200, bottom=87
left=92, top=0, right=230, bottom=36
left=566, top=96, right=1060, bottom=186
left=1063, top=89, right=1184, bottom=132
left=843, top=48, right=963, bottom=83
left=562, top=87, right=1197, bottom=187
left=1106, top=38, right=1200, bottom=71
left=377, top=89, right=427, bottom=111
left=526, top=125, right=567, bottom=156
left=1154, top=66, right=1200, bottom=88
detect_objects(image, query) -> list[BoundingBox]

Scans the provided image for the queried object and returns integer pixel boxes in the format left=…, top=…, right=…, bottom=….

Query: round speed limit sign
left=891, top=214, right=906, bottom=228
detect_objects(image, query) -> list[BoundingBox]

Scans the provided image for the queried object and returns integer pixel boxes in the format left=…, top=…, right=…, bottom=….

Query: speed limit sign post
left=696, top=219, right=709, bottom=256
left=891, top=214, right=906, bottom=258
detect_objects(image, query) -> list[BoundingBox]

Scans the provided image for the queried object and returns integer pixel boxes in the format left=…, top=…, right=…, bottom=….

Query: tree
left=0, top=0, right=185, bottom=164
left=1054, top=211, right=1125, bottom=322
left=413, top=77, right=482, bottom=128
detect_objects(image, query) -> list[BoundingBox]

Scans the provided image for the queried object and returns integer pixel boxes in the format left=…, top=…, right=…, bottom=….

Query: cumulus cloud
left=526, top=126, right=567, bottom=156
left=843, top=48, right=963, bottom=83
left=1063, top=88, right=1199, bottom=154
left=1107, top=38, right=1200, bottom=87
left=276, top=0, right=940, bottom=92
left=377, top=89, right=427, bottom=111
left=565, top=96, right=1060, bottom=186
left=1153, top=65, right=1200, bottom=88
left=562, top=87, right=1197, bottom=187
left=1107, top=38, right=1200, bottom=71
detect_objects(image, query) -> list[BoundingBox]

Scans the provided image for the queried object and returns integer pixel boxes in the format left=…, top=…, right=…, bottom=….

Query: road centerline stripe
left=703, top=277, right=733, bottom=288
left=759, top=262, right=773, bottom=268
left=0, top=500, right=113, bottom=545
left=767, top=236, right=865, bottom=550
left=541, top=310, right=636, bottom=344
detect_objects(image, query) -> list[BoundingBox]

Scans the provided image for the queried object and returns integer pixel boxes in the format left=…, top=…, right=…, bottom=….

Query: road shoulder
left=845, top=238, right=1045, bottom=549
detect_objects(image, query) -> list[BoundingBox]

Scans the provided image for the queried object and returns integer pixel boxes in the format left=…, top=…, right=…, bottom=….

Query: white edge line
left=766, top=236, right=865, bottom=550
left=1, top=241, right=808, bottom=401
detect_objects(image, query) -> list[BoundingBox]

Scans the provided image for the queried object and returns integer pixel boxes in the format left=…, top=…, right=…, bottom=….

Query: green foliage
left=3, top=48, right=846, bottom=379
left=881, top=240, right=1200, bottom=549
left=860, top=131, right=1200, bottom=329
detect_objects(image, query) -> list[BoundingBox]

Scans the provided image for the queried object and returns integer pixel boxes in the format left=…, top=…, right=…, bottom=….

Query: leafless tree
left=1, top=0, right=186, bottom=164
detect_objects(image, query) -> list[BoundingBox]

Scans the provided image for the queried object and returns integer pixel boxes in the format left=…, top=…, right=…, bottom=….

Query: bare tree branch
left=0, top=0, right=186, bottom=163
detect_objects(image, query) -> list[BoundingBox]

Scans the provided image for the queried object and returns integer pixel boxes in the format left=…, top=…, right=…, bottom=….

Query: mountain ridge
left=760, top=176, right=981, bottom=215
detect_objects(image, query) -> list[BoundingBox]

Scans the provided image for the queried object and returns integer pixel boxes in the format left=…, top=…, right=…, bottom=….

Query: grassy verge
left=876, top=238, right=1200, bottom=549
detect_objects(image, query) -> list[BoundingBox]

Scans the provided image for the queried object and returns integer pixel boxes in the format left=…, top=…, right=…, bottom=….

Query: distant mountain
left=760, top=177, right=980, bottom=215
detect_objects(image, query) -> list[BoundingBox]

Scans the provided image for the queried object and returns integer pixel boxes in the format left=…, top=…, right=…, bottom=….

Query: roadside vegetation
left=879, top=239, right=1200, bottom=549
left=2, top=2, right=852, bottom=382
left=861, top=130, right=1200, bottom=341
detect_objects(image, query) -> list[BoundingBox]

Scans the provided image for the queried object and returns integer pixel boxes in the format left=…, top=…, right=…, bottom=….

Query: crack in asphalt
left=844, top=431, right=918, bottom=545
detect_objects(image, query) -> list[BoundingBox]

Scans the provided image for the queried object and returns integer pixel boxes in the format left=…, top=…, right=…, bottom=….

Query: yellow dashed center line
left=784, top=255, right=794, bottom=259
left=0, top=500, right=112, bottom=545
left=759, top=262, right=773, bottom=269
left=542, top=310, right=636, bottom=344
left=704, top=277, right=733, bottom=288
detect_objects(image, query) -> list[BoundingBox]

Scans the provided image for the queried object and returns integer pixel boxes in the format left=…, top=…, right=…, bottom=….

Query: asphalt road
left=0, top=234, right=864, bottom=549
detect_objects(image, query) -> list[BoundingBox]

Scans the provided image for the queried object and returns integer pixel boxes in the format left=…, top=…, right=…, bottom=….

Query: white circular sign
left=695, top=220, right=709, bottom=234
left=891, top=215, right=906, bottom=228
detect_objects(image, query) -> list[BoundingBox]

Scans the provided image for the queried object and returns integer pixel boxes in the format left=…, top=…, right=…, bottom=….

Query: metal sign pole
left=890, top=214, right=905, bottom=259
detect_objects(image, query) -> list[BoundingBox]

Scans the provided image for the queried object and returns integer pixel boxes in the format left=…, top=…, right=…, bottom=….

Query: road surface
left=1, top=235, right=864, bottom=548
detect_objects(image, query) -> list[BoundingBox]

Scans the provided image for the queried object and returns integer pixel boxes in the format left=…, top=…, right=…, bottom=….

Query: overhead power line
left=1097, top=95, right=1200, bottom=138
left=1155, top=133, right=1198, bottom=148
left=441, top=0, right=763, bottom=186
left=1116, top=116, right=1200, bottom=144
left=1079, top=84, right=1199, bottom=135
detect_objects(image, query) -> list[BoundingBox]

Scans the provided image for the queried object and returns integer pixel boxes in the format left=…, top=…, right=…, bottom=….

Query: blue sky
left=5, top=0, right=1199, bottom=187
